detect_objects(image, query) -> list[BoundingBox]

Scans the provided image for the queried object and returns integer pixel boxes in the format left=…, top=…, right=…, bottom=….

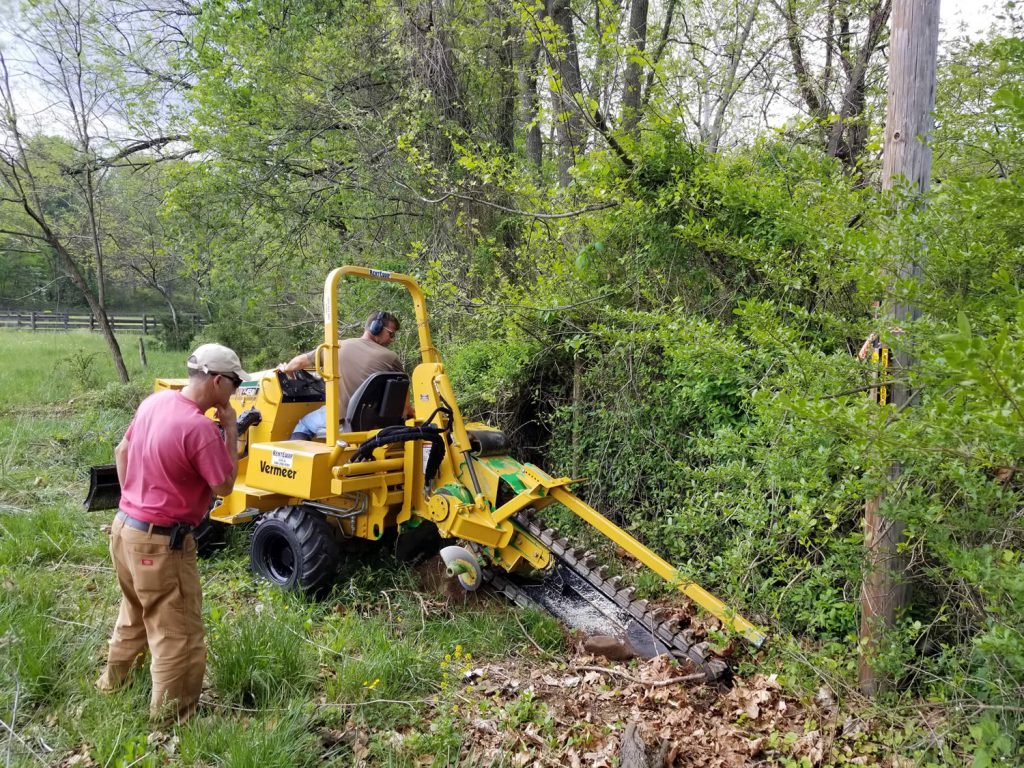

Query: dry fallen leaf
left=472, top=718, right=498, bottom=735
left=814, top=685, right=837, bottom=714
left=793, top=729, right=824, bottom=766
left=54, top=744, right=97, bottom=768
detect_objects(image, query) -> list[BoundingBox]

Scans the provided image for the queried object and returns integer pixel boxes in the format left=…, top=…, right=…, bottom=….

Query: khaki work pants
left=97, top=516, right=205, bottom=723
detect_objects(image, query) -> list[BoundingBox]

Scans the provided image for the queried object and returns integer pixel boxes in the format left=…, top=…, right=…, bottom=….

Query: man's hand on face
left=216, top=404, right=238, bottom=436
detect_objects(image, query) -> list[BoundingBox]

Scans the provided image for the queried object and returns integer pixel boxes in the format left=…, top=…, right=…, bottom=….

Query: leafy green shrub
left=870, top=313, right=1024, bottom=717
left=87, top=381, right=151, bottom=413
left=469, top=136, right=1024, bottom=756
left=445, top=333, right=561, bottom=461
left=153, top=313, right=205, bottom=351
left=57, top=350, right=104, bottom=392
left=540, top=304, right=868, bottom=642
left=194, top=312, right=319, bottom=373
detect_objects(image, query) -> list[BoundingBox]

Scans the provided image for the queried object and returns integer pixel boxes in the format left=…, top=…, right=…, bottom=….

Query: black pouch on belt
left=168, top=523, right=190, bottom=550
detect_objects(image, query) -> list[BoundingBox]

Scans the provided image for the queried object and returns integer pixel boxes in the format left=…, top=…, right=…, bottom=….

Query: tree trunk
left=522, top=37, right=544, bottom=168
left=858, top=0, right=939, bottom=698
left=402, top=0, right=469, bottom=161
left=641, top=0, right=677, bottom=111
left=705, top=0, right=760, bottom=153
left=545, top=0, right=588, bottom=185
left=1, top=7, right=129, bottom=383
left=783, top=0, right=826, bottom=118
left=39, top=214, right=130, bottom=383
left=496, top=17, right=517, bottom=154
left=155, top=283, right=180, bottom=339
left=620, top=0, right=649, bottom=136
left=781, top=0, right=892, bottom=168
left=83, top=167, right=108, bottom=308
left=571, top=351, right=583, bottom=478
left=825, top=1, right=892, bottom=165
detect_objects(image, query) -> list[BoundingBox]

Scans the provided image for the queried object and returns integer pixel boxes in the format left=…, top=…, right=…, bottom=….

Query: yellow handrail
left=321, top=266, right=439, bottom=451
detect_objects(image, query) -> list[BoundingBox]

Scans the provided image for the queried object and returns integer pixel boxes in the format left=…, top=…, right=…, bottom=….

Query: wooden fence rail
left=0, top=309, right=159, bottom=334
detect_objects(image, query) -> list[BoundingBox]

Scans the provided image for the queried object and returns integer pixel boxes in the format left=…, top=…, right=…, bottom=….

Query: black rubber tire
left=192, top=512, right=228, bottom=559
left=249, top=506, right=340, bottom=596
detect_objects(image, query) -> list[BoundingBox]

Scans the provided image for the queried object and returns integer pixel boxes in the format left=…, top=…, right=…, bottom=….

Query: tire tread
left=250, top=506, right=340, bottom=596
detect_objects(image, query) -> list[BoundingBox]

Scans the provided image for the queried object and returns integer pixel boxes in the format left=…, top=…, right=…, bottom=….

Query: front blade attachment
left=84, top=464, right=120, bottom=511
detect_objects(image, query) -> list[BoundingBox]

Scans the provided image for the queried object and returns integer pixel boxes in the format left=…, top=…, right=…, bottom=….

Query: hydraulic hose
left=350, top=425, right=448, bottom=480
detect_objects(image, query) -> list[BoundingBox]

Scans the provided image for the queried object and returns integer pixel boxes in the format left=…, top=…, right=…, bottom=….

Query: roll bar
left=318, top=266, right=438, bottom=449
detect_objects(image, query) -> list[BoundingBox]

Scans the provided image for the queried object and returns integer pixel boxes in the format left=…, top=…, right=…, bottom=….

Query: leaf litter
left=394, top=650, right=881, bottom=768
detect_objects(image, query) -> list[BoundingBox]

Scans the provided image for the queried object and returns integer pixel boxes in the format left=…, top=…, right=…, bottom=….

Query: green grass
left=0, top=330, right=565, bottom=767
left=0, top=329, right=183, bottom=408
left=207, top=591, right=318, bottom=708
left=177, top=708, right=323, bottom=767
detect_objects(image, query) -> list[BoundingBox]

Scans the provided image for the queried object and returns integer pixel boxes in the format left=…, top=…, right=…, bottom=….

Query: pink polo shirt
left=118, top=390, right=233, bottom=527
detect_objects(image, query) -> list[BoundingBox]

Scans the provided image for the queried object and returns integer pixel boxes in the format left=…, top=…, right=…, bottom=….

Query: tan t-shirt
left=336, top=337, right=404, bottom=416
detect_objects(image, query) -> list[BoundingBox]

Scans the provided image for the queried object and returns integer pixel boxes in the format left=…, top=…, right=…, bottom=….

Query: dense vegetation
left=2, top=0, right=1023, bottom=762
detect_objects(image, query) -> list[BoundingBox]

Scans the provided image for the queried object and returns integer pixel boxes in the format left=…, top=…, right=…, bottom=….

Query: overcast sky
left=942, top=0, right=1004, bottom=35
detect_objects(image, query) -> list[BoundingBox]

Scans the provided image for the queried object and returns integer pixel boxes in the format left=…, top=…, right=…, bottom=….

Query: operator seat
left=343, top=371, right=409, bottom=432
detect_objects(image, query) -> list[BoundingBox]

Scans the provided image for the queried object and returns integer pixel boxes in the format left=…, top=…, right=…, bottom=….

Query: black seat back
left=343, top=372, right=409, bottom=432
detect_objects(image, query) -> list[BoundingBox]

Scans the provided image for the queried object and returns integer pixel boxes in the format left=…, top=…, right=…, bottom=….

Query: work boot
left=150, top=691, right=200, bottom=727
left=95, top=659, right=138, bottom=692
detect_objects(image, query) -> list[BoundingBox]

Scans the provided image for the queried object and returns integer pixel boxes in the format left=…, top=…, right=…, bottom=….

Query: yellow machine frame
left=197, top=266, right=765, bottom=648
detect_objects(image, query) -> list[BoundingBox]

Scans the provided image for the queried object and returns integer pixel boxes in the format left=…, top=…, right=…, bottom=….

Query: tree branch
left=777, top=0, right=826, bottom=117
left=0, top=227, right=49, bottom=242
left=575, top=664, right=707, bottom=687
left=406, top=186, right=619, bottom=219
left=63, top=134, right=191, bottom=174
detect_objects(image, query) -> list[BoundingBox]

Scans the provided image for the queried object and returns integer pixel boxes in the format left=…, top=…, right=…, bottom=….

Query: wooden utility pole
left=858, top=0, right=940, bottom=697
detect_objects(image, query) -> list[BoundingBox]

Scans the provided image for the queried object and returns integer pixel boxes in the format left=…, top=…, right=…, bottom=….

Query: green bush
left=154, top=313, right=205, bottom=351
left=457, top=130, right=1024, bottom=759
left=57, top=349, right=104, bottom=392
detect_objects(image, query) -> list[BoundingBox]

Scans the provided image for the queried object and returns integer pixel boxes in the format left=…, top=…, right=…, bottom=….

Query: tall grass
left=0, top=329, right=183, bottom=408
left=208, top=593, right=318, bottom=708
left=178, top=708, right=322, bottom=767
left=0, top=569, right=99, bottom=711
left=0, top=332, right=564, bottom=766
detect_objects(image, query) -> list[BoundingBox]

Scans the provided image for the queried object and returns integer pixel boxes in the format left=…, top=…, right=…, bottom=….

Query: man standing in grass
left=96, top=343, right=246, bottom=724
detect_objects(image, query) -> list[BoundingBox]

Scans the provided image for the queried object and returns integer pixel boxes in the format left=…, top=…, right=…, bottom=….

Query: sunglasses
left=216, top=372, right=243, bottom=389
